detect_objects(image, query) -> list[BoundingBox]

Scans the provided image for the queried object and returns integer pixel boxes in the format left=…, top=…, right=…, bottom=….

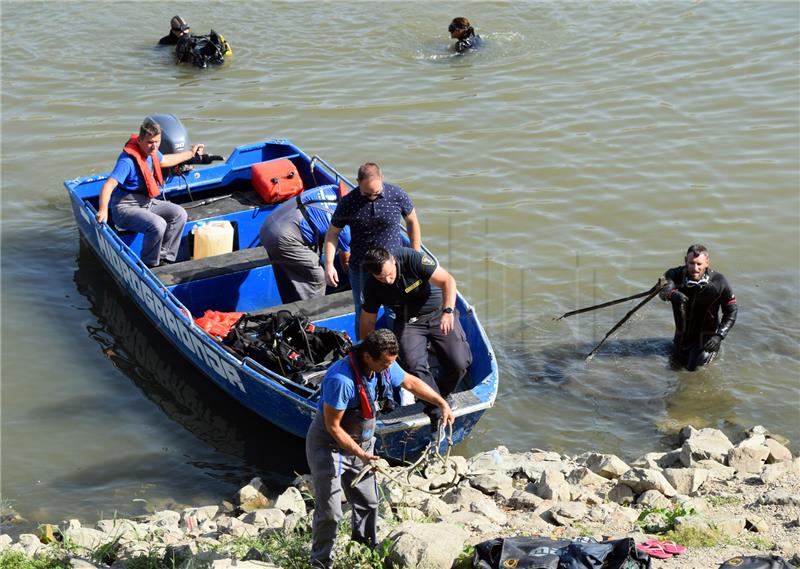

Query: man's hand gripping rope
left=351, top=422, right=459, bottom=494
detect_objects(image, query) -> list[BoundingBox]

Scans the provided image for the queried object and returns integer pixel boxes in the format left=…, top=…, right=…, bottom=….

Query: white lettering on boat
left=93, top=228, right=246, bottom=393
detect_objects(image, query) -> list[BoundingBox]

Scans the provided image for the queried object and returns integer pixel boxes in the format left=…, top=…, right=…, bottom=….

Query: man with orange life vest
left=95, top=117, right=205, bottom=268
left=659, top=244, right=738, bottom=371
left=306, top=328, right=453, bottom=569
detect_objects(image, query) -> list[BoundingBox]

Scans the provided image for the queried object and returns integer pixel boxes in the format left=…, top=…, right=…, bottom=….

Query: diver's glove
left=703, top=334, right=723, bottom=352
left=192, top=153, right=225, bottom=165
left=669, top=290, right=688, bottom=307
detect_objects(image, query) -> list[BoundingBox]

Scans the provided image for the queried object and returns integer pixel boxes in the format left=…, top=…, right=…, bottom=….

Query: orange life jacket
left=122, top=135, right=164, bottom=198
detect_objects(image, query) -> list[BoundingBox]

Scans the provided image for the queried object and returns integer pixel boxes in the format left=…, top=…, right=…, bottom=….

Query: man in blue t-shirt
left=306, top=329, right=453, bottom=569
left=95, top=117, right=205, bottom=267
left=322, top=163, right=421, bottom=337
left=259, top=185, right=352, bottom=302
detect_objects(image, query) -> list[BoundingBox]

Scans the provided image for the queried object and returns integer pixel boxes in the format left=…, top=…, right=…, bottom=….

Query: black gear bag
left=176, top=29, right=230, bottom=68
left=223, top=310, right=351, bottom=385
left=473, top=536, right=651, bottom=569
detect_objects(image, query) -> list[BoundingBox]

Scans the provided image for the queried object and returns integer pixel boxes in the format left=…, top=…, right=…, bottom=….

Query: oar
left=556, top=284, right=662, bottom=320
left=585, top=279, right=666, bottom=361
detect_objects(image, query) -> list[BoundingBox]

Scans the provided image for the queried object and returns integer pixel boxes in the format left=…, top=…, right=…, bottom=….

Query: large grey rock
left=536, top=469, right=571, bottom=502
left=150, top=510, right=181, bottom=529
left=761, top=461, right=790, bottom=484
left=567, top=467, right=608, bottom=487
left=506, top=489, right=544, bottom=510
left=618, top=467, right=677, bottom=497
left=273, top=487, right=306, bottom=515
left=446, top=511, right=501, bottom=534
left=765, top=438, right=793, bottom=463
left=680, top=428, right=734, bottom=466
left=386, top=522, right=469, bottom=569
left=636, top=490, right=672, bottom=510
left=469, top=472, right=515, bottom=501
left=96, top=519, right=138, bottom=539
left=238, top=478, right=270, bottom=511
left=708, top=513, right=746, bottom=536
left=63, top=527, right=107, bottom=551
left=663, top=467, right=709, bottom=495
left=694, top=459, right=736, bottom=480
left=417, top=496, right=452, bottom=520
left=548, top=502, right=587, bottom=526
left=583, top=454, right=630, bottom=479
left=607, top=482, right=635, bottom=506
left=18, top=534, right=44, bottom=558
left=239, top=508, right=285, bottom=530
left=728, top=445, right=770, bottom=474
left=0, top=534, right=12, bottom=551
left=757, top=490, right=800, bottom=507
left=181, top=506, right=219, bottom=529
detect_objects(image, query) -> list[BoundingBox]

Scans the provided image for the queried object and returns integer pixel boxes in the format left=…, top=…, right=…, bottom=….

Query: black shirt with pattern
left=330, top=183, right=413, bottom=271
left=362, top=248, right=442, bottom=321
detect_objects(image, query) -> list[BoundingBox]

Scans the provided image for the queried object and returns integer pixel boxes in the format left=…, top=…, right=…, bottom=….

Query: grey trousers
left=110, top=191, right=187, bottom=267
left=305, top=414, right=378, bottom=568
left=259, top=205, right=325, bottom=303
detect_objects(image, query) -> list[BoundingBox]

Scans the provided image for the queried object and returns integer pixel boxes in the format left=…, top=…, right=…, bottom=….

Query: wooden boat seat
left=250, top=290, right=354, bottom=322
left=152, top=247, right=271, bottom=286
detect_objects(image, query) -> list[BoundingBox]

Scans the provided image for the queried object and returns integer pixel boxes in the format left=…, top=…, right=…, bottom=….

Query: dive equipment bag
left=176, top=30, right=230, bottom=68
left=223, top=310, right=351, bottom=385
left=252, top=159, right=304, bottom=203
left=473, top=536, right=651, bottom=569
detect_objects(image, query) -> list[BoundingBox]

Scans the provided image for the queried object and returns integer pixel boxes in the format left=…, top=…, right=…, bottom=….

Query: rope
left=351, top=423, right=460, bottom=495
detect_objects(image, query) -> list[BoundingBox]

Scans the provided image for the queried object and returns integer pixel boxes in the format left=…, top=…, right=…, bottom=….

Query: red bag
left=195, top=310, right=245, bottom=338
left=252, top=159, right=304, bottom=203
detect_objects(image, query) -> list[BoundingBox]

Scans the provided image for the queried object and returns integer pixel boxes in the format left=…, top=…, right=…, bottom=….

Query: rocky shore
left=2, top=424, right=799, bottom=569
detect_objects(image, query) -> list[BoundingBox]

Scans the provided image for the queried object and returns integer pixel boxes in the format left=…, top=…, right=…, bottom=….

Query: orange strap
left=122, top=135, right=164, bottom=198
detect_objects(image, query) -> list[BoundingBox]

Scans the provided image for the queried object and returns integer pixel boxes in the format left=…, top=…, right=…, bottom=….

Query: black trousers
left=394, top=310, right=472, bottom=398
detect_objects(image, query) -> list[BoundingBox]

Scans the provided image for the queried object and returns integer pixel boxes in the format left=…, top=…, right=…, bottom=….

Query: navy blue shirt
left=297, top=185, right=351, bottom=252
left=330, top=183, right=414, bottom=271
left=362, top=247, right=442, bottom=321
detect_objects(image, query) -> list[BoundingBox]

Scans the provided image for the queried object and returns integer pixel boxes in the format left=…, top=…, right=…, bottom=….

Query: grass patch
left=0, top=550, right=70, bottom=569
left=636, top=505, right=695, bottom=534
left=739, top=535, right=776, bottom=551
left=707, top=495, right=743, bottom=507
left=664, top=526, right=729, bottom=548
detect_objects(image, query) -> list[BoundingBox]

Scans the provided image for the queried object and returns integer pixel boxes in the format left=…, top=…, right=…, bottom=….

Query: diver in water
left=659, top=244, right=738, bottom=371
left=448, top=17, right=484, bottom=54
left=158, top=15, right=190, bottom=46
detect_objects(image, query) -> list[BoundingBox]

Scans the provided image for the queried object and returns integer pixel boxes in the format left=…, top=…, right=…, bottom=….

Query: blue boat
left=64, top=137, right=498, bottom=462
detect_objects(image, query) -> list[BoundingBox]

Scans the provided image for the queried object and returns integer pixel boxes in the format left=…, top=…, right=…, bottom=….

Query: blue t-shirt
left=455, top=35, right=484, bottom=54
left=109, top=150, right=164, bottom=193
left=330, top=183, right=414, bottom=271
left=317, top=356, right=406, bottom=413
left=297, top=186, right=351, bottom=252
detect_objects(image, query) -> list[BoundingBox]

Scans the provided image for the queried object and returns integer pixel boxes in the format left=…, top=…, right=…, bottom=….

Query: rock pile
left=2, top=425, right=798, bottom=569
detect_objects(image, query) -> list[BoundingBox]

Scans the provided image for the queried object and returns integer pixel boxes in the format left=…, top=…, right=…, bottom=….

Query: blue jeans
left=350, top=269, right=394, bottom=340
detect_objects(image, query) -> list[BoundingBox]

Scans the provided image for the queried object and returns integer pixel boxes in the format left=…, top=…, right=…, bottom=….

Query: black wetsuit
left=158, top=32, right=180, bottom=46
left=660, top=266, right=738, bottom=371
left=455, top=35, right=484, bottom=54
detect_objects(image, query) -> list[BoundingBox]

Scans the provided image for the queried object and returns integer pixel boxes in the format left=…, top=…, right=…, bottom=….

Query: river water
left=2, top=1, right=798, bottom=534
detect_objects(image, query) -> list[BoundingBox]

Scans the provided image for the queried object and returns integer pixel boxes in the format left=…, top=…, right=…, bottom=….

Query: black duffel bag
left=223, top=310, right=351, bottom=382
left=473, top=536, right=651, bottom=569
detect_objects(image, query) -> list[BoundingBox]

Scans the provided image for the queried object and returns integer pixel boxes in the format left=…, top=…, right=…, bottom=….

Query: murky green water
left=2, top=1, right=798, bottom=533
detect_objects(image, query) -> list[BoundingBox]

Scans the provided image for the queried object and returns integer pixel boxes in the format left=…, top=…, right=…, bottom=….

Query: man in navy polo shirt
left=322, top=163, right=421, bottom=338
